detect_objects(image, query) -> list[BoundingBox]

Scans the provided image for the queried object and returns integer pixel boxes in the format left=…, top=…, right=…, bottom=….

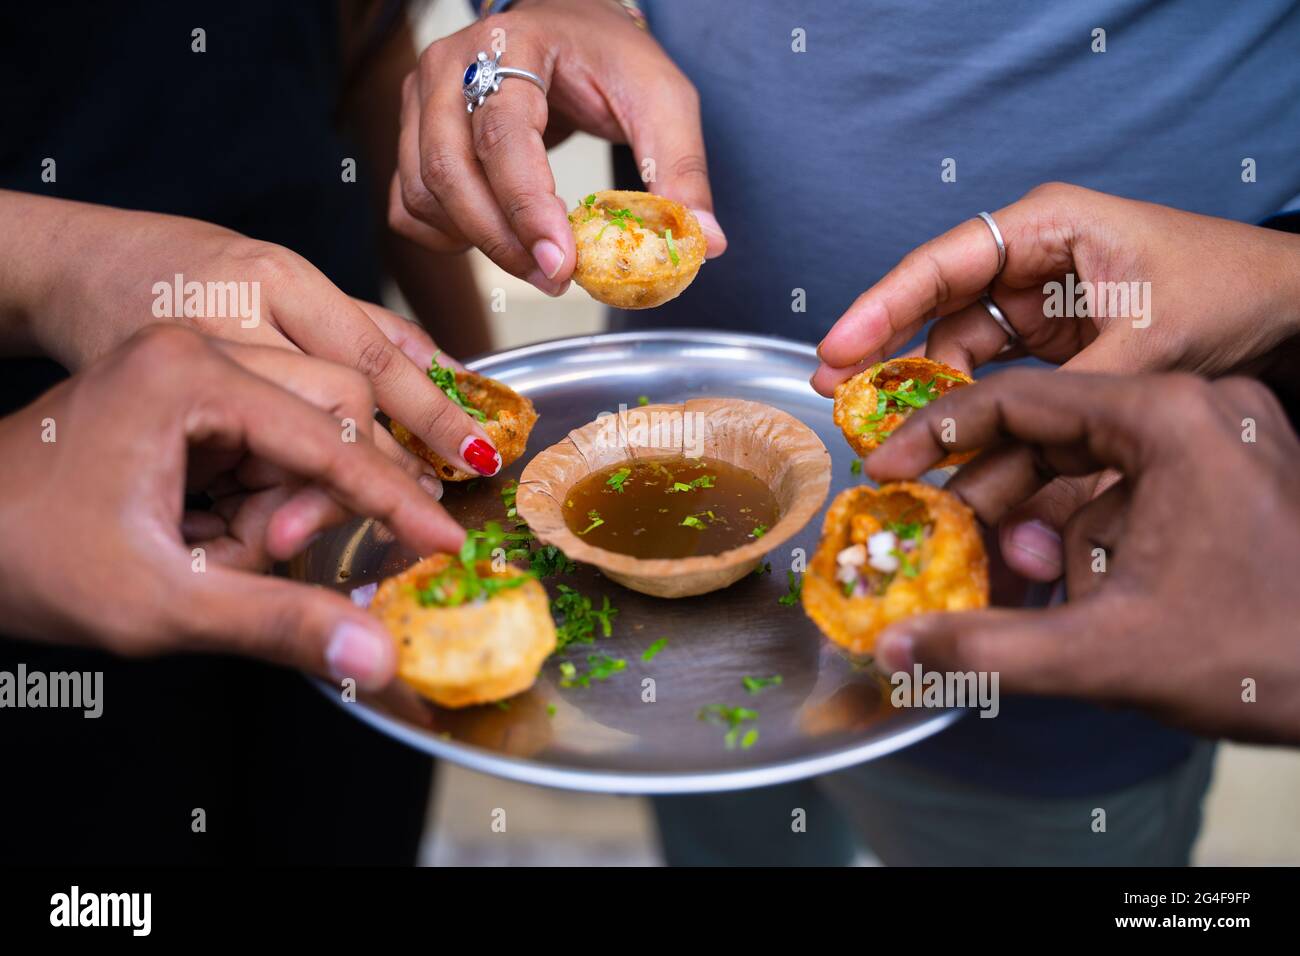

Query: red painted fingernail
left=460, top=437, right=501, bottom=476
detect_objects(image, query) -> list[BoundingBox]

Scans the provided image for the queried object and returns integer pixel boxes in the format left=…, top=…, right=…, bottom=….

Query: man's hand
left=864, top=368, right=1300, bottom=744
left=390, top=0, right=727, bottom=295
left=812, top=183, right=1300, bottom=580
left=813, top=183, right=1300, bottom=390
left=0, top=327, right=465, bottom=690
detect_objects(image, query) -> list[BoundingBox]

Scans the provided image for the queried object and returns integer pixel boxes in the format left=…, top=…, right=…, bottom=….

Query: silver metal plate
left=291, top=331, right=962, bottom=794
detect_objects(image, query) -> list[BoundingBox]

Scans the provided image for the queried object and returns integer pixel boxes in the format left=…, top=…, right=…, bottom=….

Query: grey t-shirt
left=614, top=0, right=1300, bottom=339
left=613, top=0, right=1300, bottom=795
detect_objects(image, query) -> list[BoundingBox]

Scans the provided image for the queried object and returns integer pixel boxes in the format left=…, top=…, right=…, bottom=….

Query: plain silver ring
left=980, top=293, right=1018, bottom=353
left=976, top=211, right=1007, bottom=276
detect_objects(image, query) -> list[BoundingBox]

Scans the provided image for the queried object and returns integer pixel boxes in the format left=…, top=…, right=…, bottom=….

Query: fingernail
left=326, top=622, right=390, bottom=691
left=877, top=632, right=914, bottom=672
left=690, top=209, right=727, bottom=258
left=1007, top=520, right=1064, bottom=576
left=460, top=436, right=501, bottom=476
left=532, top=239, right=566, bottom=279
left=525, top=268, right=567, bottom=298
left=417, top=473, right=444, bottom=501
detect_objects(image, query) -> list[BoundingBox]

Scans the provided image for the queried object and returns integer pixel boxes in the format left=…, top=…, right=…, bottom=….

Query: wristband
left=480, top=0, right=646, bottom=30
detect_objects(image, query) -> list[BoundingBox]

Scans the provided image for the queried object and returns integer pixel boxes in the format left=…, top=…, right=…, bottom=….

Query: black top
left=0, top=1, right=428, bottom=864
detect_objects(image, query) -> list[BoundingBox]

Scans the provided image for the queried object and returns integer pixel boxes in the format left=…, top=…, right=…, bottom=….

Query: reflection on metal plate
left=291, top=331, right=964, bottom=794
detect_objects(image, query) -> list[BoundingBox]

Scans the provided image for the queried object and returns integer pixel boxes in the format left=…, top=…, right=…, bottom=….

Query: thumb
left=875, top=604, right=1107, bottom=698
left=625, top=77, right=727, bottom=258
left=998, top=470, right=1122, bottom=581
left=185, top=571, right=397, bottom=691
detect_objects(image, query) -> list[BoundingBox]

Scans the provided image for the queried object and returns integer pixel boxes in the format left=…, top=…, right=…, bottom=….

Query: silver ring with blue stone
left=462, top=50, right=545, bottom=113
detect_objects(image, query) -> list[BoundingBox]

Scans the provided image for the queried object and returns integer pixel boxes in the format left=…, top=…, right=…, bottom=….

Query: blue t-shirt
left=611, top=0, right=1300, bottom=796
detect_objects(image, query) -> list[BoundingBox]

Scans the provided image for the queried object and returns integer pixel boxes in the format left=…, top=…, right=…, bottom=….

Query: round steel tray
left=291, top=330, right=962, bottom=793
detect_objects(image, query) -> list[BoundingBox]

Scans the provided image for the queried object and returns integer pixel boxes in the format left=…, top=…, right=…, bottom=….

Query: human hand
left=1, top=190, right=502, bottom=482
left=389, top=0, right=727, bottom=294
left=814, top=183, right=1300, bottom=392
left=813, top=184, right=1300, bottom=580
left=0, top=326, right=466, bottom=690
left=865, top=367, right=1300, bottom=744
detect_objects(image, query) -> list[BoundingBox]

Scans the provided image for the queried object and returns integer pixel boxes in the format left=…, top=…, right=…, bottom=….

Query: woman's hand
left=0, top=326, right=465, bottom=690
left=389, top=0, right=727, bottom=295
left=0, top=190, right=502, bottom=482
left=865, top=367, right=1300, bottom=744
left=813, top=183, right=1300, bottom=391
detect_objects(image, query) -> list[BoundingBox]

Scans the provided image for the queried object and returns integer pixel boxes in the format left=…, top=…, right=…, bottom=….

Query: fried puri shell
left=371, top=554, right=557, bottom=709
left=832, top=357, right=975, bottom=467
left=568, top=190, right=705, bottom=309
left=390, top=369, right=538, bottom=481
left=802, top=482, right=988, bottom=656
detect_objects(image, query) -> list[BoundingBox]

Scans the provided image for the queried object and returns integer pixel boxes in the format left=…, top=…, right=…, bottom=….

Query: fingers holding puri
left=184, top=571, right=397, bottom=691
left=620, top=68, right=727, bottom=257
left=263, top=272, right=500, bottom=478
left=468, top=44, right=576, bottom=286
left=813, top=184, right=1090, bottom=393
left=865, top=369, right=1166, bottom=487
left=411, top=39, right=565, bottom=293
left=873, top=601, right=1128, bottom=700
left=186, top=359, right=466, bottom=555
left=814, top=215, right=1010, bottom=381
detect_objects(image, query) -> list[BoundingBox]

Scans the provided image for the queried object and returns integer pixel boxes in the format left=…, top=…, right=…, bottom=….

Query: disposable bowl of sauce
left=516, top=399, right=831, bottom=598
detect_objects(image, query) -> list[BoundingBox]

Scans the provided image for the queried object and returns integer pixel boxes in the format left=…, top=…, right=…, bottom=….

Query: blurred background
left=401, top=2, right=1300, bottom=867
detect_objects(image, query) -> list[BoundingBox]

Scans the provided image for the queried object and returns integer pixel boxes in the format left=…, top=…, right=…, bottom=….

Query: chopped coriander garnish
left=529, top=543, right=575, bottom=578
left=934, top=371, right=965, bottom=382
left=501, top=480, right=518, bottom=519
left=606, top=467, right=632, bottom=493
left=850, top=459, right=862, bottom=475
left=881, top=377, right=940, bottom=411
left=579, top=509, right=604, bottom=535
left=560, top=652, right=628, bottom=688
left=415, top=566, right=529, bottom=608
left=588, top=653, right=626, bottom=681
left=427, top=352, right=486, bottom=422
left=680, top=514, right=705, bottom=530
left=754, top=561, right=772, bottom=576
left=495, top=700, right=511, bottom=711
left=595, top=206, right=643, bottom=241
left=546, top=703, right=557, bottom=717
left=642, top=638, right=668, bottom=662
left=742, top=674, right=783, bottom=694
left=749, top=524, right=768, bottom=539
left=663, top=228, right=680, bottom=266
left=551, top=584, right=618, bottom=651
left=698, top=704, right=760, bottom=750
left=886, top=519, right=926, bottom=542
left=777, top=570, right=802, bottom=606
left=637, top=395, right=650, bottom=406
left=891, top=548, right=921, bottom=578
left=666, top=474, right=715, bottom=493
left=415, top=526, right=536, bottom=608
